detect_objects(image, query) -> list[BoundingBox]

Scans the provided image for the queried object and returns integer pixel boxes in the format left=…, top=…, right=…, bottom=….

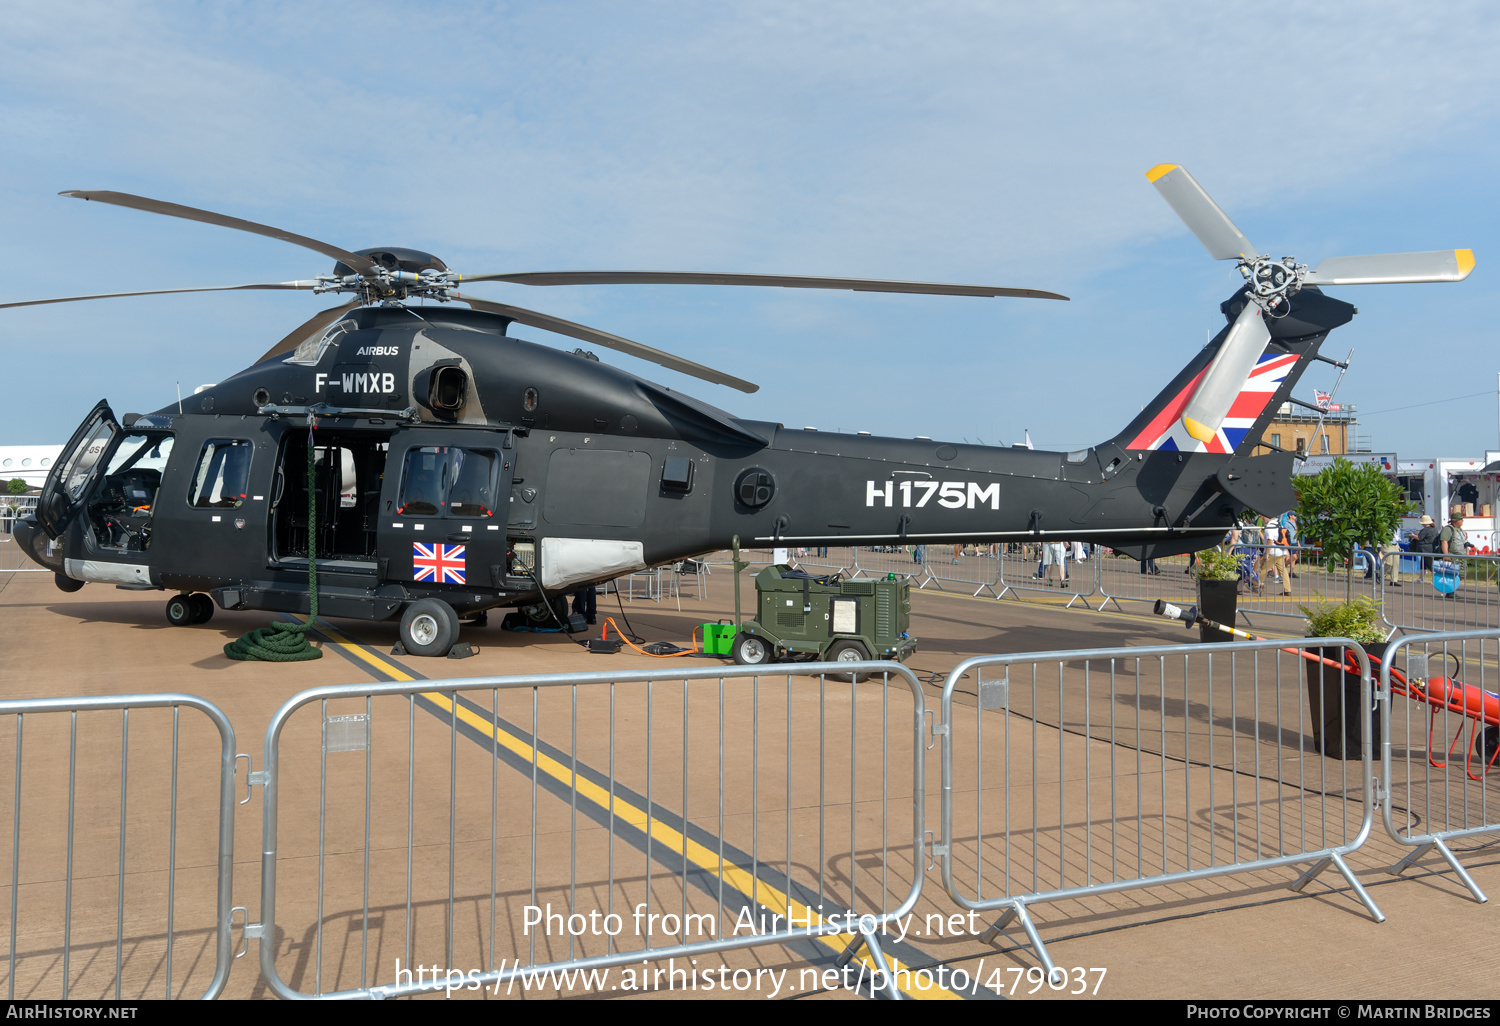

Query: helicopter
left=4, top=165, right=1473, bottom=657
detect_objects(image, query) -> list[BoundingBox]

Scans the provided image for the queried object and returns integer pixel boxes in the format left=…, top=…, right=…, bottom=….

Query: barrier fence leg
left=835, top=925, right=903, bottom=1000
left=1386, top=838, right=1488, bottom=904
left=978, top=901, right=1056, bottom=979
left=1289, top=854, right=1385, bottom=922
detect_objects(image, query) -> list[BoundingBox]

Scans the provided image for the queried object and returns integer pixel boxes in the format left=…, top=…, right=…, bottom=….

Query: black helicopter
left=5, top=166, right=1472, bottom=656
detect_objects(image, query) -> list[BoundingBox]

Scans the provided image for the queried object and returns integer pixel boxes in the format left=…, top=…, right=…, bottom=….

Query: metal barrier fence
left=1379, top=552, right=1500, bottom=635
left=938, top=637, right=1382, bottom=975
left=1092, top=544, right=1379, bottom=628
left=0, top=515, right=47, bottom=574
left=252, top=664, right=929, bottom=1000
left=0, top=693, right=238, bottom=1000
left=1376, top=629, right=1500, bottom=903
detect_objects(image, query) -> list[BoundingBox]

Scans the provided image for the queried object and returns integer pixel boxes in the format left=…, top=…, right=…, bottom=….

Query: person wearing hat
left=1411, top=515, right=1440, bottom=582
left=1440, top=512, right=1469, bottom=560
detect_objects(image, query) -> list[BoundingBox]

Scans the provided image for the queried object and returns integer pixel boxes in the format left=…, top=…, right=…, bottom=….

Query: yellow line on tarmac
left=308, top=620, right=959, bottom=1000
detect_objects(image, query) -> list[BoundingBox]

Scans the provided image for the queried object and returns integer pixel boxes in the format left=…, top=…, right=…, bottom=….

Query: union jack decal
left=1126, top=352, right=1298, bottom=454
left=413, top=542, right=466, bottom=585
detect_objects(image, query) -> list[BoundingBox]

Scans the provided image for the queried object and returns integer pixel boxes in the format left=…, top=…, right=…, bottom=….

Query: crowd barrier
left=937, top=638, right=1383, bottom=975
left=1378, top=552, right=1500, bottom=636
left=0, top=693, right=238, bottom=1000
left=253, top=665, right=929, bottom=999
left=6, top=623, right=1500, bottom=998
left=1375, top=629, right=1500, bottom=903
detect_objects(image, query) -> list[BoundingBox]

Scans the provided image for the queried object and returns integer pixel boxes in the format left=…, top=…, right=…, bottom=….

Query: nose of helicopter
left=12, top=517, right=63, bottom=572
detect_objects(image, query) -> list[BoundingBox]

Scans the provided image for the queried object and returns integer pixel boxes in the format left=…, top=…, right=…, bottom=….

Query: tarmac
left=0, top=550, right=1496, bottom=1002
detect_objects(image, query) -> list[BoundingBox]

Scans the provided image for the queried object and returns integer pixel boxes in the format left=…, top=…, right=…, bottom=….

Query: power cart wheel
left=165, top=594, right=195, bottom=627
left=188, top=593, right=214, bottom=625
left=732, top=632, right=773, bottom=667
left=1474, top=726, right=1500, bottom=775
left=825, top=640, right=872, bottom=683
left=401, top=599, right=459, bottom=657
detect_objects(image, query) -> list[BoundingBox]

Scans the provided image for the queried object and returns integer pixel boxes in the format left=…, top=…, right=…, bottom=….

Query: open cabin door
left=37, top=400, right=119, bottom=539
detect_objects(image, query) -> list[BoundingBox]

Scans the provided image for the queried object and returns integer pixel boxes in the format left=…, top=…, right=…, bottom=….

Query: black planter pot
left=1304, top=641, right=1387, bottom=759
left=1197, top=579, right=1239, bottom=644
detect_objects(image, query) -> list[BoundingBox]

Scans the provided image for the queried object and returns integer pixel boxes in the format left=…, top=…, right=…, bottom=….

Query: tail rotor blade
left=1146, top=165, right=1259, bottom=261
left=1304, top=249, right=1475, bottom=286
left=1180, top=301, right=1271, bottom=444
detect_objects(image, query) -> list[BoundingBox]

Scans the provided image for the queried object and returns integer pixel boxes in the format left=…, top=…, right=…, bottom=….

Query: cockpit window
left=285, top=318, right=358, bottom=366
left=397, top=446, right=498, bottom=518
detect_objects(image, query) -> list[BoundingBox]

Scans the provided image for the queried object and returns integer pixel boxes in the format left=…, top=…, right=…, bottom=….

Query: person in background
left=1281, top=511, right=1300, bottom=578
left=1042, top=540, right=1066, bottom=586
left=1411, top=514, right=1440, bottom=583
left=571, top=585, right=597, bottom=626
left=1440, top=512, right=1469, bottom=560
left=1380, top=523, right=1406, bottom=587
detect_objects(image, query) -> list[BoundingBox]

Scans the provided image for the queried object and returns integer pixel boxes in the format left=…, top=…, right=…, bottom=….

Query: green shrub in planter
left=1298, top=595, right=1385, bottom=645
left=1191, top=547, right=1241, bottom=582
left=1299, top=594, right=1386, bottom=759
left=1192, top=547, right=1242, bottom=643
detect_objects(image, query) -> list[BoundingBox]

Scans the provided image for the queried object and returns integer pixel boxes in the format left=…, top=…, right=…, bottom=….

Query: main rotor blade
left=258, top=300, right=362, bottom=363
left=1146, top=165, right=1259, bottom=261
left=455, top=294, right=759, bottom=394
left=0, top=281, right=321, bottom=310
left=1304, top=249, right=1475, bottom=285
left=457, top=270, right=1068, bottom=300
left=1180, top=301, right=1271, bottom=444
left=60, top=190, right=378, bottom=275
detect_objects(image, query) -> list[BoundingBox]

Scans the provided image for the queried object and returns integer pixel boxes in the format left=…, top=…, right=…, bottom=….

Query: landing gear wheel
left=53, top=573, right=84, bottom=594
left=400, top=599, right=459, bottom=657
left=732, top=632, right=773, bottom=667
left=188, top=593, right=214, bottom=625
left=825, top=640, right=872, bottom=682
left=1473, top=726, right=1500, bottom=775
left=165, top=594, right=195, bottom=627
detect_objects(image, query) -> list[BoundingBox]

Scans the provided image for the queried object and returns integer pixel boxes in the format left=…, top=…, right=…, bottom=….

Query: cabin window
left=397, top=446, right=499, bottom=518
left=190, top=440, right=253, bottom=508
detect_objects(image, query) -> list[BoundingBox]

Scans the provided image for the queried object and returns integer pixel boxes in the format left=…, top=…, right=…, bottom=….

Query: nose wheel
left=166, top=593, right=214, bottom=626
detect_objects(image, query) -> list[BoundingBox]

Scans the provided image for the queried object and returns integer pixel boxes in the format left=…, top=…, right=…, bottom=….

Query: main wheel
left=825, top=640, right=872, bottom=682
left=400, top=599, right=459, bottom=657
left=165, top=594, right=195, bottom=627
left=53, top=572, right=84, bottom=594
left=188, top=593, right=214, bottom=625
left=732, top=632, right=773, bottom=667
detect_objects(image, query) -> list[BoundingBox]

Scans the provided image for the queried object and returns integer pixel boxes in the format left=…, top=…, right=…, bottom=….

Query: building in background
left=1252, top=401, right=1364, bottom=458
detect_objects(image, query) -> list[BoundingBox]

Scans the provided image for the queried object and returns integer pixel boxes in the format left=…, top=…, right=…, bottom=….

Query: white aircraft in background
left=0, top=445, right=64, bottom=491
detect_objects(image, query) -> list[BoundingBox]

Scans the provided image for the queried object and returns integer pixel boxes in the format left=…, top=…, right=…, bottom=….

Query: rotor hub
left=1238, top=255, right=1307, bottom=314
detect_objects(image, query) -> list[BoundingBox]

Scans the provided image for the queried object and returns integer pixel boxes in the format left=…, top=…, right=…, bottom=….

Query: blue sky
left=3, top=2, right=1498, bottom=457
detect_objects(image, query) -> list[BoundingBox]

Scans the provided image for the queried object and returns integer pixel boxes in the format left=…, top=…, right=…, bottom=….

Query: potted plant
left=1190, top=546, right=1242, bottom=643
left=1298, top=595, right=1387, bottom=759
left=1292, top=458, right=1408, bottom=759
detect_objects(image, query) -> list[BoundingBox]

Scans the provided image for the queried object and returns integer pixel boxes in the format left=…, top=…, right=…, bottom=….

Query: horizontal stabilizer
left=1216, top=451, right=1298, bottom=517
